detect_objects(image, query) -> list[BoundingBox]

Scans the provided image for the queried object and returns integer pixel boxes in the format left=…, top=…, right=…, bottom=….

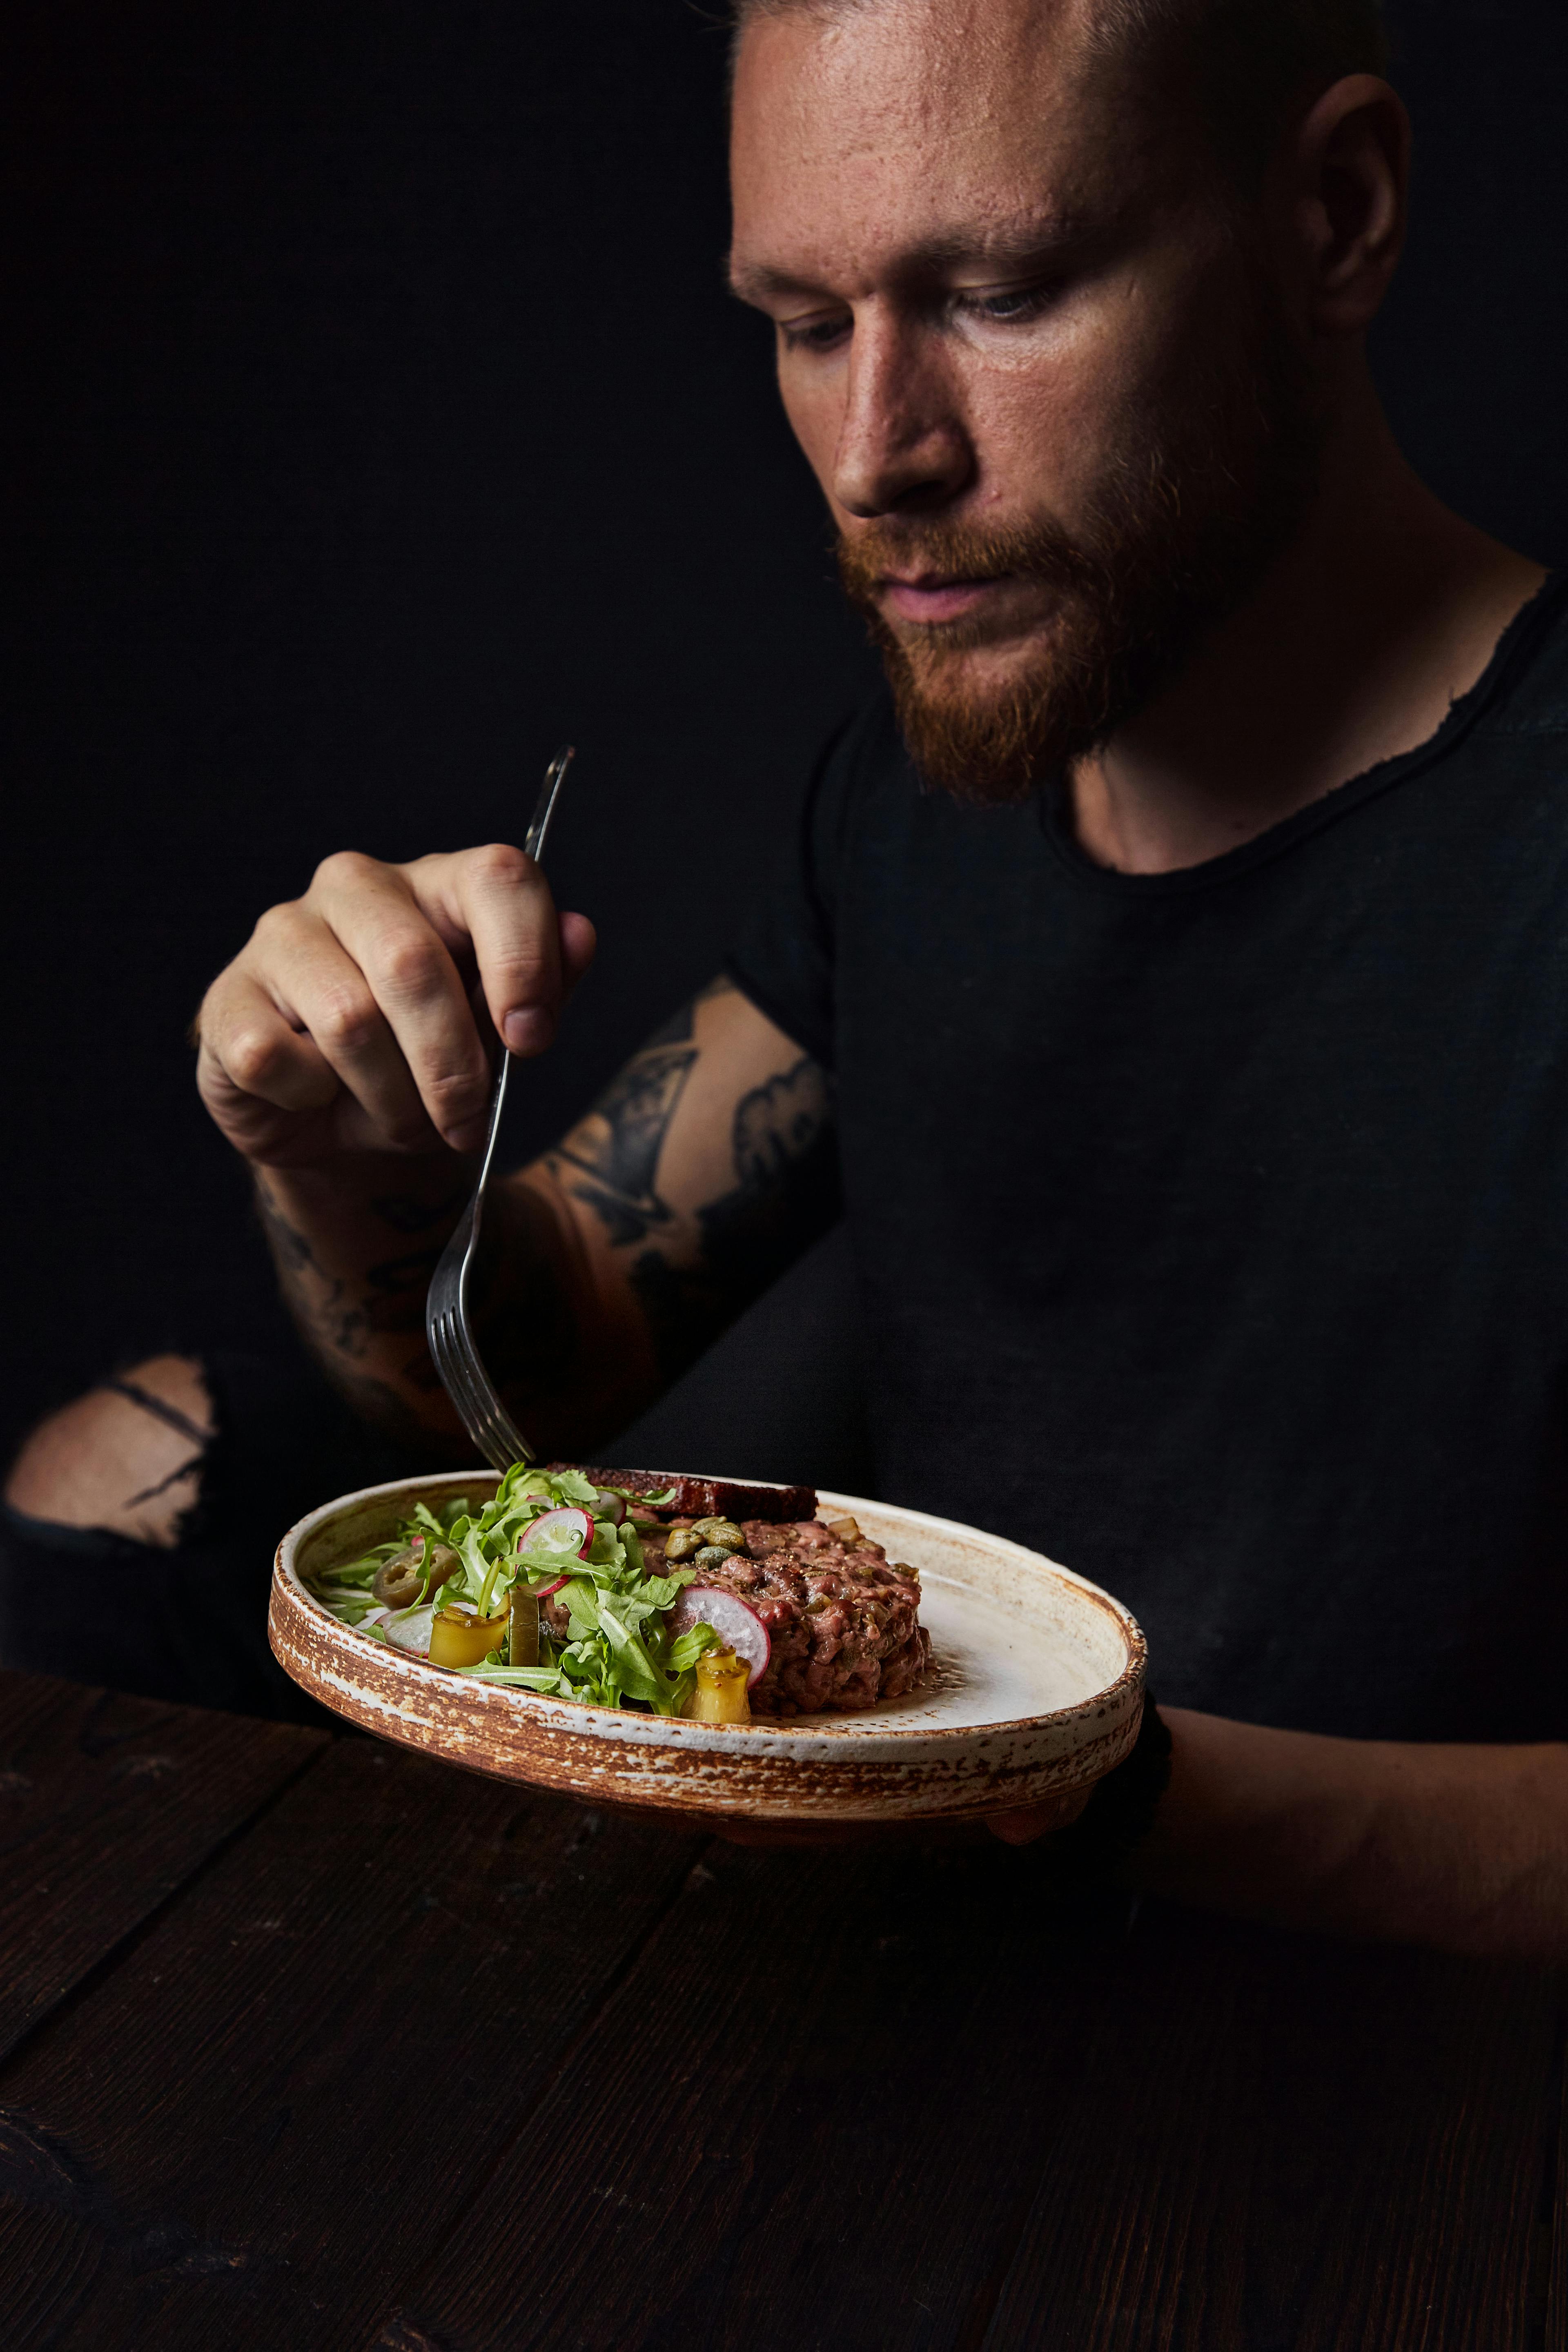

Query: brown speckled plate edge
left=270, top=1471, right=1147, bottom=1823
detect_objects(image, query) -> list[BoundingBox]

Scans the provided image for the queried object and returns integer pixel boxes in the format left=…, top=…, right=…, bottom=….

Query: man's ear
left=1280, top=73, right=1410, bottom=339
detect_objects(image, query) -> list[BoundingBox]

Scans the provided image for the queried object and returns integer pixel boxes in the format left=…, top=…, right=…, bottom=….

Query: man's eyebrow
left=726, top=216, right=1085, bottom=304
left=726, top=257, right=816, bottom=303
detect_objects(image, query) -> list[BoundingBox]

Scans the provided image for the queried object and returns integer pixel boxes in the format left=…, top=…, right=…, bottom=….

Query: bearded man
left=8, top=0, right=1568, bottom=1955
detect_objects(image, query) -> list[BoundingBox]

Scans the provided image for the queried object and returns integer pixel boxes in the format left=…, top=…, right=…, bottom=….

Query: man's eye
left=962, top=285, right=1054, bottom=325
left=778, top=315, right=851, bottom=354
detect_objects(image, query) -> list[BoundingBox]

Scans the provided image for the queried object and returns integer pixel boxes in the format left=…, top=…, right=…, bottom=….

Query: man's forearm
left=1132, top=1707, right=1568, bottom=1960
left=252, top=1154, right=650, bottom=1459
left=253, top=1155, right=476, bottom=1451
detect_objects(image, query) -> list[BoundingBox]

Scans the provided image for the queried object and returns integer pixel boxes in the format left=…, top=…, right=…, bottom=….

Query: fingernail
left=502, top=1007, right=554, bottom=1055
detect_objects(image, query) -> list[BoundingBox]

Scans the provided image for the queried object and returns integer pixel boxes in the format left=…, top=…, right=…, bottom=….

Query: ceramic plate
left=271, top=1471, right=1146, bottom=1825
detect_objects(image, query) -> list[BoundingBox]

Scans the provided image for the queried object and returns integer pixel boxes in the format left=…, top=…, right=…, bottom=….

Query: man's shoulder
left=1486, top=572, right=1568, bottom=741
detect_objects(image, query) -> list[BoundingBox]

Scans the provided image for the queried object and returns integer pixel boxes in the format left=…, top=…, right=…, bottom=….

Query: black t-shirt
left=728, top=576, right=1568, bottom=1742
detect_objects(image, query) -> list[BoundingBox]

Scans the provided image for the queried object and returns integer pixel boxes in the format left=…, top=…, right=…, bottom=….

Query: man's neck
left=1069, top=384, right=1548, bottom=876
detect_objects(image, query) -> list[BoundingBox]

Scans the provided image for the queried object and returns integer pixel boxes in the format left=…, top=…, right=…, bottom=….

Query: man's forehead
left=728, top=0, right=1150, bottom=293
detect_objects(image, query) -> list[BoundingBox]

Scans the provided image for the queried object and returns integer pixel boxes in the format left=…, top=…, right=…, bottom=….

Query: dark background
left=4, top=0, right=1567, bottom=1484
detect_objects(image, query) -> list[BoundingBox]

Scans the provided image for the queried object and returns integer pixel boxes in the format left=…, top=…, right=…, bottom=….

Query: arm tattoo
left=553, top=1044, right=697, bottom=1245
left=539, top=976, right=838, bottom=1381
left=253, top=1176, right=488, bottom=1453
left=629, top=1054, right=839, bottom=1382
left=254, top=973, right=834, bottom=1447
left=255, top=1186, right=441, bottom=1361
left=548, top=979, right=730, bottom=1247
left=370, top=1188, right=468, bottom=1235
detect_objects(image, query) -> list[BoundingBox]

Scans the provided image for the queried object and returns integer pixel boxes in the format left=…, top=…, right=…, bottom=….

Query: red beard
left=835, top=285, right=1324, bottom=804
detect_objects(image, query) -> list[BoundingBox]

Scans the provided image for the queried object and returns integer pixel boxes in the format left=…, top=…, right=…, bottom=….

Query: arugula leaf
left=310, top=1460, right=730, bottom=1718
left=461, top=1663, right=571, bottom=1691
left=668, top=1621, right=723, bottom=1673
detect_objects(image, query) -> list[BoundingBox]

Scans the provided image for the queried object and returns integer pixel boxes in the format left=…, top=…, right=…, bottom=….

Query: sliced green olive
left=373, top=1540, right=459, bottom=1609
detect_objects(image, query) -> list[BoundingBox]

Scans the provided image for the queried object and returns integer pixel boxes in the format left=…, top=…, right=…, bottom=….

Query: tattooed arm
left=246, top=976, right=834, bottom=1455
left=196, top=843, right=834, bottom=1456
left=493, top=975, right=838, bottom=1431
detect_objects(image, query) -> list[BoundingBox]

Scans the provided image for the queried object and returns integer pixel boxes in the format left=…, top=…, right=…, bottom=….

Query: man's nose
left=831, top=312, right=972, bottom=518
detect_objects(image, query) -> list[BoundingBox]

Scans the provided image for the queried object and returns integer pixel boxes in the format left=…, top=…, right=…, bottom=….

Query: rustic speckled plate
left=271, top=1473, right=1146, bottom=1826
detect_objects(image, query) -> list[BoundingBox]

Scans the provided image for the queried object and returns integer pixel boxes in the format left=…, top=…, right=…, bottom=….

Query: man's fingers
left=197, top=844, right=592, bottom=1172
left=199, top=966, right=339, bottom=1115
left=559, top=911, right=598, bottom=1000
left=497, top=907, right=599, bottom=1057
left=306, top=855, right=494, bottom=1149
left=984, top=1788, right=1094, bottom=1846
left=411, top=844, right=571, bottom=1061
left=244, top=894, right=448, bottom=1149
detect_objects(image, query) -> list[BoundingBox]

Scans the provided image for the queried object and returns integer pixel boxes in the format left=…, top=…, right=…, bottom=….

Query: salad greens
left=305, top=1463, right=722, bottom=1715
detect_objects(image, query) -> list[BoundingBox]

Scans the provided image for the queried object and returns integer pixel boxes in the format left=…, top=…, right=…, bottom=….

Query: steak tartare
left=643, top=1512, right=930, bottom=1715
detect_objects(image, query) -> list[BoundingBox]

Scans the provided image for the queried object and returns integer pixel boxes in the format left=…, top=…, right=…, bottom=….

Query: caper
left=693, top=1544, right=736, bottom=1574
left=663, top=1526, right=704, bottom=1562
left=372, top=1539, right=459, bottom=1609
left=693, top=1517, right=745, bottom=1551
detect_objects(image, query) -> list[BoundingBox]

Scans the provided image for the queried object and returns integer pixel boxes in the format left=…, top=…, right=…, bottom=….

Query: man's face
left=728, top=0, right=1321, bottom=798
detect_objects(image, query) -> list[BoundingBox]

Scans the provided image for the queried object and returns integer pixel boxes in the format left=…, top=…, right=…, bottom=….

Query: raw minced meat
left=645, top=1516, right=930, bottom=1715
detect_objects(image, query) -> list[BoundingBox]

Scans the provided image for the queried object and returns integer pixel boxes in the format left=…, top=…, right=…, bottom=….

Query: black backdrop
left=5, top=0, right=1568, bottom=1484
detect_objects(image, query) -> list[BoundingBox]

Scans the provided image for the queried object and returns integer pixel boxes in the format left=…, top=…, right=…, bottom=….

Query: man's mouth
left=879, top=572, right=1014, bottom=626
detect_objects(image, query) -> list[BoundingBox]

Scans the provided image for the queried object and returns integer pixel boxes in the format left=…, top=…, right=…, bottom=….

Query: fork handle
left=470, top=1051, right=512, bottom=1239
left=470, top=742, right=574, bottom=1235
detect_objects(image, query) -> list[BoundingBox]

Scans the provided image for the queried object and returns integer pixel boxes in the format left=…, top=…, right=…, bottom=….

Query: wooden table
left=1, top=1667, right=1563, bottom=2351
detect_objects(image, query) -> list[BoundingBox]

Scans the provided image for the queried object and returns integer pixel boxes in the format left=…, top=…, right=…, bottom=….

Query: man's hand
left=984, top=1789, right=1094, bottom=1845
left=189, top=849, right=836, bottom=1460
left=717, top=1788, right=1093, bottom=1849
left=196, top=846, right=597, bottom=1169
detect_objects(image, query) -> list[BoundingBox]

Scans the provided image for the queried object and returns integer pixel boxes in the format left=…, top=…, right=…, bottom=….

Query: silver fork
left=425, top=744, right=574, bottom=1470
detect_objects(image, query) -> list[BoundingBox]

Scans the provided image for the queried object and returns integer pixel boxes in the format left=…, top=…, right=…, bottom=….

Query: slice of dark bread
left=547, top=1465, right=817, bottom=1523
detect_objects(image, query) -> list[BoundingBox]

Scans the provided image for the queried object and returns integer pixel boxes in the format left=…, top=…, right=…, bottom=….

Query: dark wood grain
left=365, top=1849, right=1194, bottom=2351
left=1541, top=2004, right=1568, bottom=2352
left=0, top=1737, right=705, bottom=2352
left=982, top=1907, right=1563, bottom=2352
left=0, top=1668, right=324, bottom=2066
left=0, top=1667, right=1561, bottom=2352
left=380, top=1862, right=1565, bottom=2352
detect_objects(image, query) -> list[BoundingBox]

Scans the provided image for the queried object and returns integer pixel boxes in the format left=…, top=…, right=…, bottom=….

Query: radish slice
left=383, top=1604, right=435, bottom=1657
left=669, top=1586, right=771, bottom=1688
left=527, top=1574, right=571, bottom=1599
left=519, top=1507, right=593, bottom=1561
left=593, top=1488, right=627, bottom=1526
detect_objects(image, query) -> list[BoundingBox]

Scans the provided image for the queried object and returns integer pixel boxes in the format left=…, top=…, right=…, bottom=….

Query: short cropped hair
left=729, top=0, right=1391, bottom=185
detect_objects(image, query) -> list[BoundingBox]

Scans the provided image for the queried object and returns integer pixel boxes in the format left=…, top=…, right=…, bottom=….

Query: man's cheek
left=777, top=372, right=846, bottom=506
left=978, top=402, right=1107, bottom=537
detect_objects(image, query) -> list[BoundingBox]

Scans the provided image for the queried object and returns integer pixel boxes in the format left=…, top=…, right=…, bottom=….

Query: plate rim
left=272, top=1467, right=1147, bottom=1757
